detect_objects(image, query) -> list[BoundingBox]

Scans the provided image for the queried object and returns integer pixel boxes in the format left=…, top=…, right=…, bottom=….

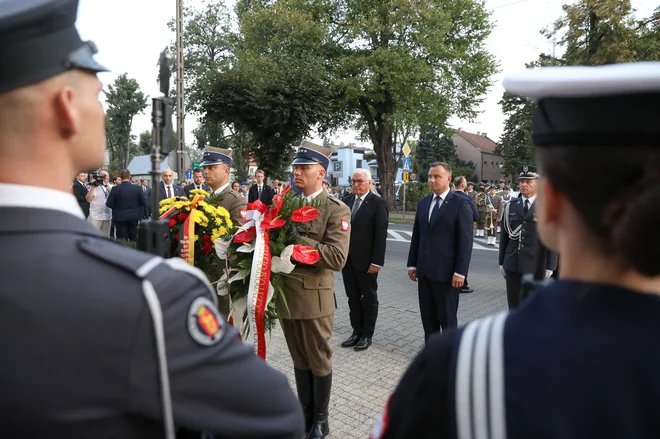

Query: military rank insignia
left=341, top=219, right=349, bottom=231
left=187, top=297, right=224, bottom=346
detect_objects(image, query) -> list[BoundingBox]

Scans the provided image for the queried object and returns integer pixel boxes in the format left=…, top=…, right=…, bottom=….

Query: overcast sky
left=77, top=0, right=656, bottom=147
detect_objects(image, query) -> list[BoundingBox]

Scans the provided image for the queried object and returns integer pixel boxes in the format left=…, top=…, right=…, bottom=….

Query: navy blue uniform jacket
left=407, top=191, right=474, bottom=282
left=106, top=181, right=146, bottom=222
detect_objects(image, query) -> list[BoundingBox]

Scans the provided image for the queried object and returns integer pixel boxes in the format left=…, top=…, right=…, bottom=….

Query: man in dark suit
left=248, top=169, right=274, bottom=205
left=106, top=169, right=146, bottom=241
left=159, top=168, right=184, bottom=201
left=340, top=169, right=389, bottom=351
left=407, top=162, right=474, bottom=341
left=499, top=165, right=558, bottom=309
left=184, top=168, right=210, bottom=197
left=138, top=178, right=151, bottom=218
left=72, top=172, right=90, bottom=218
left=453, top=175, right=479, bottom=294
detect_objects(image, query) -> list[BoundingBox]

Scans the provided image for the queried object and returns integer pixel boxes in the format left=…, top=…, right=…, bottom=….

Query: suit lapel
left=430, top=191, right=453, bottom=229
left=523, top=201, right=536, bottom=220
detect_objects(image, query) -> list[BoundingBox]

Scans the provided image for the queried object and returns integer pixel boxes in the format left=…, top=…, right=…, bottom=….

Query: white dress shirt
left=521, top=193, right=537, bottom=209
left=0, top=183, right=84, bottom=219
left=213, top=182, right=230, bottom=196
left=410, top=187, right=465, bottom=279
left=304, top=187, right=324, bottom=202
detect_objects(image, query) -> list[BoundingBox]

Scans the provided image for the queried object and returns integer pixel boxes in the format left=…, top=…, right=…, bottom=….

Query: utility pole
left=176, top=0, right=185, bottom=179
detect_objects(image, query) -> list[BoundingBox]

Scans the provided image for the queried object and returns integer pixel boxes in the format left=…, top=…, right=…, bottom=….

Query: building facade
left=453, top=129, right=507, bottom=184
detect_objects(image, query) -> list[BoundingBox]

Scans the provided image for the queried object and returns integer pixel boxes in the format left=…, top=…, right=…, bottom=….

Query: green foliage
left=138, top=131, right=152, bottom=156
left=400, top=182, right=431, bottom=212
left=495, top=92, right=536, bottom=178
left=414, top=127, right=476, bottom=183
left=104, top=73, right=148, bottom=169
left=635, top=7, right=660, bottom=61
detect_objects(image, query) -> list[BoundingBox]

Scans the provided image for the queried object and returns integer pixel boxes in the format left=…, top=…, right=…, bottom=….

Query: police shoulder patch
left=187, top=297, right=224, bottom=346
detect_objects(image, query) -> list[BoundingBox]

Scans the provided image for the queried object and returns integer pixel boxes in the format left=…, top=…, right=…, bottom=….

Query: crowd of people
left=3, top=1, right=660, bottom=439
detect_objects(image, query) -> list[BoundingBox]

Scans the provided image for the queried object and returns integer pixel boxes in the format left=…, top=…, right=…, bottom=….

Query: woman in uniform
left=370, top=61, right=660, bottom=439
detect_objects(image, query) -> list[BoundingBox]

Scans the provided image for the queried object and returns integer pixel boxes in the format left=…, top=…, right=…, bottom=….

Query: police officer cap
left=0, top=0, right=109, bottom=94
left=504, top=186, right=510, bottom=191
left=291, top=140, right=332, bottom=170
left=516, top=165, right=539, bottom=180
left=467, top=181, right=474, bottom=187
left=200, top=146, right=233, bottom=167
left=503, top=62, right=660, bottom=147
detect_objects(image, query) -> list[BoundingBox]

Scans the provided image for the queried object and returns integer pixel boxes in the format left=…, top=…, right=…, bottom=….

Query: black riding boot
left=294, top=368, right=314, bottom=436
left=307, top=372, right=332, bottom=439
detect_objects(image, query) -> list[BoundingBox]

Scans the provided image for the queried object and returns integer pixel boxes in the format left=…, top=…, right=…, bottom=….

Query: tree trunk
left=373, top=126, right=397, bottom=211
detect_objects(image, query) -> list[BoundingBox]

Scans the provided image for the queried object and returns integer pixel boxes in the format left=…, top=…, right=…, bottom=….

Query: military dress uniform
left=278, top=142, right=351, bottom=439
left=484, top=186, right=503, bottom=246
left=0, top=2, right=303, bottom=438
left=371, top=61, right=660, bottom=439
left=499, top=166, right=557, bottom=308
left=200, top=147, right=247, bottom=317
left=475, top=183, right=488, bottom=237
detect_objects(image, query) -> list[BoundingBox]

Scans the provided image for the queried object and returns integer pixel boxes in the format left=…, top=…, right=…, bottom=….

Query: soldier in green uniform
left=475, top=182, right=488, bottom=238
left=200, top=146, right=247, bottom=316
left=485, top=184, right=503, bottom=246
left=279, top=141, right=351, bottom=439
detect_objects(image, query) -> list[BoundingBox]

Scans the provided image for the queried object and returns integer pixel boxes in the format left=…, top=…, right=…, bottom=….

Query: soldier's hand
left=407, top=269, right=417, bottom=282
left=451, top=275, right=465, bottom=288
left=499, top=266, right=507, bottom=278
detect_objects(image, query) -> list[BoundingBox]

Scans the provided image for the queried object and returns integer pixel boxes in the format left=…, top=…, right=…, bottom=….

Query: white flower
left=271, top=244, right=296, bottom=274
left=236, top=244, right=255, bottom=253
left=216, top=280, right=230, bottom=297
left=228, top=270, right=249, bottom=284
left=214, top=237, right=231, bottom=260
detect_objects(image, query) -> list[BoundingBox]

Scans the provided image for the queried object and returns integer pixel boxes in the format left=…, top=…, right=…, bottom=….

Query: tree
left=635, top=7, right=660, bottom=60
left=104, top=74, right=148, bottom=169
left=495, top=93, right=536, bottom=179
left=414, top=127, right=475, bottom=183
left=322, top=0, right=496, bottom=207
left=138, top=131, right=152, bottom=156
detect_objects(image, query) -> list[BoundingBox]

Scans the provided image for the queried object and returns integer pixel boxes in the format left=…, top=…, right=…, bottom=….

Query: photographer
left=85, top=169, right=112, bottom=237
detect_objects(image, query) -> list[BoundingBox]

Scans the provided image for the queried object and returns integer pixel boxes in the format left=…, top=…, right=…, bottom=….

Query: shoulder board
left=78, top=237, right=155, bottom=276
left=327, top=196, right=343, bottom=206
left=226, top=190, right=241, bottom=198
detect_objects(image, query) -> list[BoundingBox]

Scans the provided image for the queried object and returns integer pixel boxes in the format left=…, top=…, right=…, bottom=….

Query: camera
left=87, top=171, right=105, bottom=186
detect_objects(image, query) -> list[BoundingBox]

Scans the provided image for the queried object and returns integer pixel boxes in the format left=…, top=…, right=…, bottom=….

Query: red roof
left=454, top=130, right=497, bottom=153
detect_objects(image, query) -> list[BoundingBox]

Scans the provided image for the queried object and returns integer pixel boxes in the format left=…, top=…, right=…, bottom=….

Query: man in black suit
left=106, top=169, right=146, bottom=241
left=159, top=168, right=184, bottom=201
left=453, top=175, right=479, bottom=294
left=184, top=168, right=210, bottom=197
left=138, top=178, right=152, bottom=218
left=340, top=169, right=389, bottom=351
left=248, top=169, right=274, bottom=205
left=72, top=172, right=90, bottom=218
left=407, top=162, right=474, bottom=341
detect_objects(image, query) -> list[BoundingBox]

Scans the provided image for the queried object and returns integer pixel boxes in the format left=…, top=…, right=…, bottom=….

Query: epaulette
left=226, top=189, right=242, bottom=199
left=327, top=196, right=345, bottom=207
left=78, top=237, right=155, bottom=276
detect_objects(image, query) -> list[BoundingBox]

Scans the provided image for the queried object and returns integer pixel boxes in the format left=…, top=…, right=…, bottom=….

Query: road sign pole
left=402, top=182, right=406, bottom=215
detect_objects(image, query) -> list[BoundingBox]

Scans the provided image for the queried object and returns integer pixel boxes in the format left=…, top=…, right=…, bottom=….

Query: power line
left=491, top=0, right=537, bottom=9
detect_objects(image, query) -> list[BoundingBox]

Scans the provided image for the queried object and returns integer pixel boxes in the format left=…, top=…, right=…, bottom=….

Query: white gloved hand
left=545, top=270, right=553, bottom=280
left=499, top=266, right=506, bottom=278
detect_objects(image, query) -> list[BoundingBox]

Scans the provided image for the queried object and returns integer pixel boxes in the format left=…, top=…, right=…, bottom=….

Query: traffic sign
left=192, top=161, right=201, bottom=170
left=402, top=142, right=411, bottom=157
left=185, top=170, right=193, bottom=180
left=409, top=173, right=417, bottom=182
left=402, top=157, right=412, bottom=171
left=403, top=172, right=409, bottom=182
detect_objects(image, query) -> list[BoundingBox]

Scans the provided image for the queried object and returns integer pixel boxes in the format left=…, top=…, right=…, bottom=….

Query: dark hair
left=119, top=169, right=131, bottom=180
left=429, top=162, right=452, bottom=175
left=537, top=147, right=660, bottom=276
left=193, top=168, right=203, bottom=174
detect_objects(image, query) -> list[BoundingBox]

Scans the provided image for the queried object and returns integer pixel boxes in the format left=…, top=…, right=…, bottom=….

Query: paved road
left=266, top=223, right=509, bottom=438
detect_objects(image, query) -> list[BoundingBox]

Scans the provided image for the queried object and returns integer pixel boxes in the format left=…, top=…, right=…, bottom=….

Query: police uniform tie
left=352, top=196, right=362, bottom=217
left=524, top=199, right=530, bottom=214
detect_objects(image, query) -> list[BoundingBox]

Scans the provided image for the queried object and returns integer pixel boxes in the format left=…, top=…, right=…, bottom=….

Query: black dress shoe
left=354, top=337, right=372, bottom=351
left=341, top=334, right=361, bottom=348
left=461, top=287, right=474, bottom=293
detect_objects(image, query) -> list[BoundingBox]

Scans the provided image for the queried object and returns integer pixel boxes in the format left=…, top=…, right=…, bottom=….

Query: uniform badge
left=522, top=165, right=528, bottom=173
left=187, top=297, right=224, bottom=346
left=341, top=219, right=349, bottom=231
left=240, top=209, right=247, bottom=221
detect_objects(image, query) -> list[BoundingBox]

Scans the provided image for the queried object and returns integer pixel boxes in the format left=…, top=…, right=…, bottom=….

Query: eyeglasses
left=351, top=180, right=369, bottom=185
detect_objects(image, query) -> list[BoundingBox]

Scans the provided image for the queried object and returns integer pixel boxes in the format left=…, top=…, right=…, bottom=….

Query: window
left=491, top=162, right=495, bottom=171
left=356, top=159, right=363, bottom=168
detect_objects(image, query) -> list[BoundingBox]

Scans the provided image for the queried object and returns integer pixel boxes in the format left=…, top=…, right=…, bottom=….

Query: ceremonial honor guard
left=475, top=182, right=488, bottom=237
left=485, top=184, right=502, bottom=246
left=200, top=147, right=247, bottom=227
left=0, top=2, right=303, bottom=437
left=279, top=141, right=351, bottom=439
left=371, top=61, right=660, bottom=439
left=499, top=166, right=558, bottom=308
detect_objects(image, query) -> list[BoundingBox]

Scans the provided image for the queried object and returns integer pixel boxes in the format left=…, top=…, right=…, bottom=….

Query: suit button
left=319, top=282, right=323, bottom=286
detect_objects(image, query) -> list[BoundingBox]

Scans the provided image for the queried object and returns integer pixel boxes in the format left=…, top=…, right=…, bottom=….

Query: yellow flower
left=173, top=201, right=189, bottom=210
left=190, top=189, right=210, bottom=197
left=159, top=198, right=175, bottom=207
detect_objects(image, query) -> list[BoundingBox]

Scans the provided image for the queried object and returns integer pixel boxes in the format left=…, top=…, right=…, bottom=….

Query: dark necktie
left=167, top=186, right=172, bottom=198
left=258, top=185, right=262, bottom=198
left=524, top=199, right=530, bottom=214
left=352, top=197, right=362, bottom=217
left=429, top=195, right=441, bottom=222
